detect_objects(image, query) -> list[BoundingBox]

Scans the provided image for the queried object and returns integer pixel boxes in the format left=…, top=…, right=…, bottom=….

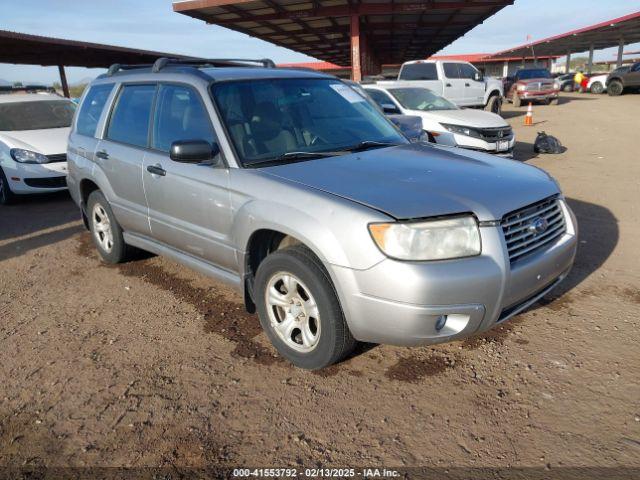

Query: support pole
left=587, top=43, right=594, bottom=74
left=565, top=51, right=571, bottom=73
left=350, top=14, right=362, bottom=82
left=58, top=65, right=70, bottom=98
left=503, top=60, right=509, bottom=77
left=616, top=38, right=624, bottom=68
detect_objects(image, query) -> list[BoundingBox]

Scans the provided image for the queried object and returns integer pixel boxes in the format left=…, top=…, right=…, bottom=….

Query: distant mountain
left=0, top=78, right=12, bottom=86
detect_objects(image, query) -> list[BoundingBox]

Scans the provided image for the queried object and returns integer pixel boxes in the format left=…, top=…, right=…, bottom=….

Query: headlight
left=10, top=148, right=50, bottom=164
left=369, top=215, right=481, bottom=261
left=516, top=84, right=526, bottom=92
left=441, top=123, right=482, bottom=139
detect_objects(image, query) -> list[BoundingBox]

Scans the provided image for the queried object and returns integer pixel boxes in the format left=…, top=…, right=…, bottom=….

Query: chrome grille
left=502, top=196, right=566, bottom=263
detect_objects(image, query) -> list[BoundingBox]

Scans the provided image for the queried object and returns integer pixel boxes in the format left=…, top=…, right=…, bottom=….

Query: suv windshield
left=388, top=87, right=457, bottom=111
left=516, top=69, right=552, bottom=80
left=211, top=78, right=405, bottom=166
left=0, top=99, right=76, bottom=131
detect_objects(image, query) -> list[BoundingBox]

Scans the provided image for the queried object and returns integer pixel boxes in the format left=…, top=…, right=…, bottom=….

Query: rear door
left=442, top=62, right=467, bottom=105
left=97, top=83, right=156, bottom=236
left=459, top=63, right=485, bottom=106
left=142, top=83, right=235, bottom=271
left=398, top=62, right=443, bottom=95
left=626, top=63, right=640, bottom=87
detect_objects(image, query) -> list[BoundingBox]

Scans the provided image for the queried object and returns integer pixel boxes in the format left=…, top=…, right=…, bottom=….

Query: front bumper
left=518, top=89, right=559, bottom=101
left=435, top=131, right=516, bottom=156
left=331, top=200, right=577, bottom=346
left=2, top=160, right=68, bottom=194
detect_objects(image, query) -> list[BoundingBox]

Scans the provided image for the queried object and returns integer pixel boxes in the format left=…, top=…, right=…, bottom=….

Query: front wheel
left=254, top=245, right=356, bottom=370
left=0, top=167, right=16, bottom=205
left=590, top=82, right=604, bottom=94
left=608, top=80, right=623, bottom=96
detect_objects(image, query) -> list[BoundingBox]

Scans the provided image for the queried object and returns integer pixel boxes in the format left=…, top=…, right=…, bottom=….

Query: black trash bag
left=534, top=131, right=565, bottom=154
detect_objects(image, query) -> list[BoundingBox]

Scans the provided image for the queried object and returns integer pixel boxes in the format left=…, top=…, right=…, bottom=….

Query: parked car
left=344, top=80, right=428, bottom=143
left=505, top=68, right=559, bottom=107
left=377, top=59, right=504, bottom=114
left=0, top=93, right=76, bottom=204
left=68, top=58, right=577, bottom=370
left=556, top=73, right=576, bottom=92
left=588, top=66, right=631, bottom=94
left=364, top=85, right=515, bottom=157
left=606, top=62, right=640, bottom=96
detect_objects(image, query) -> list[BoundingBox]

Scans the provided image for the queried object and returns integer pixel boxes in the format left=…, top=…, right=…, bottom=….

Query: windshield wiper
left=337, top=140, right=401, bottom=153
left=245, top=151, right=340, bottom=168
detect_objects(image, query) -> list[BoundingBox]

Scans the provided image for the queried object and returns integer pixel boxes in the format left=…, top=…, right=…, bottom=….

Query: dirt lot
left=1, top=92, right=639, bottom=476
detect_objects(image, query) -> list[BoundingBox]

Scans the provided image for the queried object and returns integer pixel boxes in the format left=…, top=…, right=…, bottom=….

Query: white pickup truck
left=377, top=60, right=504, bottom=114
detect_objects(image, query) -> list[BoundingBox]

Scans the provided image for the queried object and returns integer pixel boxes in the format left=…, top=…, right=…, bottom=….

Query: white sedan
left=0, top=93, right=75, bottom=204
left=364, top=85, right=515, bottom=157
left=587, top=74, right=608, bottom=94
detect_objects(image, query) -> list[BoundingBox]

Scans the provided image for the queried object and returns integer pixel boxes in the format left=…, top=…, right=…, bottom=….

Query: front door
left=142, top=83, right=235, bottom=272
left=460, top=63, right=486, bottom=106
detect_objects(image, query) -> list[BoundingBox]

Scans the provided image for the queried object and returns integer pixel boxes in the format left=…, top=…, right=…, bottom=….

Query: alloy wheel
left=92, top=203, right=114, bottom=253
left=265, top=272, right=321, bottom=353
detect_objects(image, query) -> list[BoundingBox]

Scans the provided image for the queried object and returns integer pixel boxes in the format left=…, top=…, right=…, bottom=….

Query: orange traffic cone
left=524, top=103, right=533, bottom=126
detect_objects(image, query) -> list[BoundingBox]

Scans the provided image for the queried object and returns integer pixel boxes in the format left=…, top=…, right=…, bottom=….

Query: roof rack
left=105, top=57, right=276, bottom=76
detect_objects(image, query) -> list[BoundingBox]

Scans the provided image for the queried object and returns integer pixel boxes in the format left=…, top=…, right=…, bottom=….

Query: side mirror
left=170, top=140, right=220, bottom=164
left=474, top=71, right=484, bottom=82
left=381, top=103, right=400, bottom=115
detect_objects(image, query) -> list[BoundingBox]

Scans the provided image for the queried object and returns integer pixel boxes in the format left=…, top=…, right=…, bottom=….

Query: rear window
left=399, top=63, right=438, bottom=81
left=0, top=99, right=76, bottom=131
left=76, top=84, right=113, bottom=137
left=107, top=84, right=156, bottom=148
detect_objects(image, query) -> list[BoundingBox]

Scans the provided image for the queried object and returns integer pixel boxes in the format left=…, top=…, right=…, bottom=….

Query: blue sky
left=1, top=0, right=639, bottom=84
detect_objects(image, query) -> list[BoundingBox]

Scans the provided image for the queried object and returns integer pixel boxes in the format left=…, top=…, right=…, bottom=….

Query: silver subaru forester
left=67, top=58, right=577, bottom=370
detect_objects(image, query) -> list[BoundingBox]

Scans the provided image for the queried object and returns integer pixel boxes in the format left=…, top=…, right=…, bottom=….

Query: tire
left=562, top=83, right=573, bottom=92
left=254, top=245, right=356, bottom=370
left=485, top=95, right=502, bottom=115
left=0, top=167, right=16, bottom=205
left=590, top=82, right=604, bottom=94
left=86, top=190, right=131, bottom=264
left=608, top=80, right=623, bottom=96
left=512, top=94, right=521, bottom=108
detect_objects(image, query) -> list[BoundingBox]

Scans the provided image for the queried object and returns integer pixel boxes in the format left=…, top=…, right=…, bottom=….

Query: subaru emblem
left=528, top=217, right=549, bottom=235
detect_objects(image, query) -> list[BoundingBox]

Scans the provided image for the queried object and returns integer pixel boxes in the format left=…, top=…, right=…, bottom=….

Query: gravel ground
left=1, top=92, right=639, bottom=476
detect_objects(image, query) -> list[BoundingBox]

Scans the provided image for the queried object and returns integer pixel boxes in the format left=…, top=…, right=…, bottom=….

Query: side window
left=399, top=63, right=438, bottom=81
left=632, top=63, right=640, bottom=72
left=366, top=89, right=394, bottom=108
left=152, top=84, right=215, bottom=152
left=459, top=64, right=478, bottom=80
left=107, top=84, right=156, bottom=148
left=76, top=84, right=114, bottom=137
left=443, top=63, right=461, bottom=79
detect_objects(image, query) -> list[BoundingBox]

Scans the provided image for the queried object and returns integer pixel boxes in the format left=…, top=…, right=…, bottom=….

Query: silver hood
left=261, top=143, right=560, bottom=221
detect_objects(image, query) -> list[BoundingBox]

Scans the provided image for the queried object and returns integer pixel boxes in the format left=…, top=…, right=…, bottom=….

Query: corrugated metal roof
left=174, top=0, right=513, bottom=67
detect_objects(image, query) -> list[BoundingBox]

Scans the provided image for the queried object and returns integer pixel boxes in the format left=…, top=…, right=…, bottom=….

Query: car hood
left=406, top=108, right=508, bottom=128
left=0, top=127, right=70, bottom=155
left=260, top=143, right=560, bottom=221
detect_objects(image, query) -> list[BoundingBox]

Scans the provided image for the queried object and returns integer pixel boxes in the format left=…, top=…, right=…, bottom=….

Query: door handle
left=147, top=164, right=166, bottom=176
left=95, top=150, right=109, bottom=160
left=445, top=83, right=452, bottom=87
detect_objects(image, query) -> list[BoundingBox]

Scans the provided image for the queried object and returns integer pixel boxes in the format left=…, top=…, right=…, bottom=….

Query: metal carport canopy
left=488, top=10, right=640, bottom=70
left=0, top=29, right=193, bottom=97
left=173, top=0, right=513, bottom=80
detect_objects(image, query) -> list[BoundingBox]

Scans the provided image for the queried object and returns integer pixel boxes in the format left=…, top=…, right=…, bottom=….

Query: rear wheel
left=562, top=83, right=573, bottom=92
left=254, top=245, right=356, bottom=370
left=0, top=167, right=16, bottom=205
left=485, top=95, right=502, bottom=115
left=87, top=190, right=131, bottom=264
left=590, top=81, right=604, bottom=94
left=608, top=80, right=623, bottom=96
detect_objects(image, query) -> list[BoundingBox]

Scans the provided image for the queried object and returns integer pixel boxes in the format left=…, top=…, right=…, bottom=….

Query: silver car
left=67, top=59, right=578, bottom=370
